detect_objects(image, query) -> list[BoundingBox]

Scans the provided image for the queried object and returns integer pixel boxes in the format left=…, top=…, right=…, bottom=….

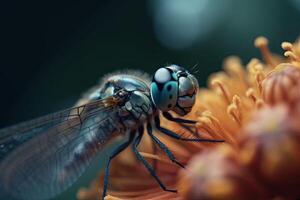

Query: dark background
left=0, top=0, right=300, bottom=199
left=1, top=0, right=300, bottom=127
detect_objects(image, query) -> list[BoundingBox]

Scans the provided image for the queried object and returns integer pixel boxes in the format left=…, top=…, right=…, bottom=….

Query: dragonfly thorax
left=97, top=72, right=155, bottom=130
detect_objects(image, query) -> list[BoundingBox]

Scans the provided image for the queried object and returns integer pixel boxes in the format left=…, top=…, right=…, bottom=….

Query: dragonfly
left=0, top=65, right=223, bottom=200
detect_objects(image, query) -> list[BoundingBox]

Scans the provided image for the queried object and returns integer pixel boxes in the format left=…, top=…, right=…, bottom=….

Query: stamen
left=254, top=36, right=276, bottom=67
left=255, top=71, right=265, bottom=94
left=281, top=41, right=300, bottom=62
left=246, top=59, right=266, bottom=94
left=247, top=60, right=264, bottom=78
left=211, top=79, right=231, bottom=104
left=227, top=95, right=242, bottom=127
left=197, top=111, right=237, bottom=146
left=196, top=117, right=216, bottom=137
left=227, top=105, right=241, bottom=126
left=246, top=88, right=257, bottom=104
left=246, top=58, right=261, bottom=72
left=233, top=95, right=242, bottom=121
left=284, top=51, right=300, bottom=62
left=281, top=42, right=293, bottom=51
left=232, top=95, right=242, bottom=111
left=223, top=56, right=245, bottom=81
left=255, top=99, right=264, bottom=109
left=246, top=88, right=265, bottom=109
left=139, top=152, right=172, bottom=164
left=105, top=195, right=122, bottom=200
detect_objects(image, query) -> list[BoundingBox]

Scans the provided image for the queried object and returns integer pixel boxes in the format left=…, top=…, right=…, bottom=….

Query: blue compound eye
left=150, top=68, right=178, bottom=111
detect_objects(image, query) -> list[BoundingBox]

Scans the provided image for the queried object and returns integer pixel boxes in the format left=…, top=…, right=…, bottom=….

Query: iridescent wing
left=0, top=95, right=124, bottom=200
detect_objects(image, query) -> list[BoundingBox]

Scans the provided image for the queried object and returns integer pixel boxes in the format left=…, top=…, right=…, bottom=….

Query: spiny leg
left=147, top=123, right=185, bottom=168
left=162, top=112, right=196, bottom=124
left=178, top=123, right=199, bottom=138
left=155, top=116, right=224, bottom=142
left=162, top=112, right=200, bottom=137
left=102, top=132, right=135, bottom=200
left=132, top=126, right=177, bottom=193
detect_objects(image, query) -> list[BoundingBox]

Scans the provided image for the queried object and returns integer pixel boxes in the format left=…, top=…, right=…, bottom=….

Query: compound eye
left=179, top=76, right=194, bottom=96
left=153, top=68, right=171, bottom=83
left=150, top=67, right=178, bottom=111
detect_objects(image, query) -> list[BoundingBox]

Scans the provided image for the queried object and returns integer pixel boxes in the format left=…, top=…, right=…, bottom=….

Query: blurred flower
left=262, top=64, right=300, bottom=106
left=178, top=145, right=266, bottom=200
left=281, top=38, right=300, bottom=67
left=78, top=36, right=300, bottom=200
left=240, top=105, right=300, bottom=198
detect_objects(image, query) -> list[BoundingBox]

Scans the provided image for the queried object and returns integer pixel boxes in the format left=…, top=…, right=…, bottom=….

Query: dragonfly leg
left=102, top=132, right=135, bottom=200
left=155, top=116, right=224, bottom=142
left=162, top=112, right=197, bottom=124
left=132, top=127, right=177, bottom=193
left=147, top=123, right=185, bottom=168
left=162, top=112, right=200, bottom=138
left=152, top=139, right=158, bottom=172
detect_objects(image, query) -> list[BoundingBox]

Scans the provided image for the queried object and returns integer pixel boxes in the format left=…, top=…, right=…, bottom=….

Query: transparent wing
left=0, top=95, right=123, bottom=200
left=0, top=96, right=118, bottom=159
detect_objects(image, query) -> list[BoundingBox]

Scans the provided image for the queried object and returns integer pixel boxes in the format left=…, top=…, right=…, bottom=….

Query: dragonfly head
left=150, top=65, right=199, bottom=116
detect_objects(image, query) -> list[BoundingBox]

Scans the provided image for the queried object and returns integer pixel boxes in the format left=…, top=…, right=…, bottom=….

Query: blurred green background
left=0, top=0, right=300, bottom=199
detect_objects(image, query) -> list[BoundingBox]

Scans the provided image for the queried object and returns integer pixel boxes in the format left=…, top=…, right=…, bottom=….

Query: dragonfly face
left=0, top=65, right=222, bottom=200
left=150, top=64, right=199, bottom=115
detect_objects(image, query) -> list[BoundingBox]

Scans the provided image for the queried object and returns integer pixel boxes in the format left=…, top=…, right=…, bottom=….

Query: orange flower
left=240, top=105, right=300, bottom=199
left=178, top=145, right=266, bottom=200
left=262, top=64, right=300, bottom=106
left=77, top=36, right=300, bottom=200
